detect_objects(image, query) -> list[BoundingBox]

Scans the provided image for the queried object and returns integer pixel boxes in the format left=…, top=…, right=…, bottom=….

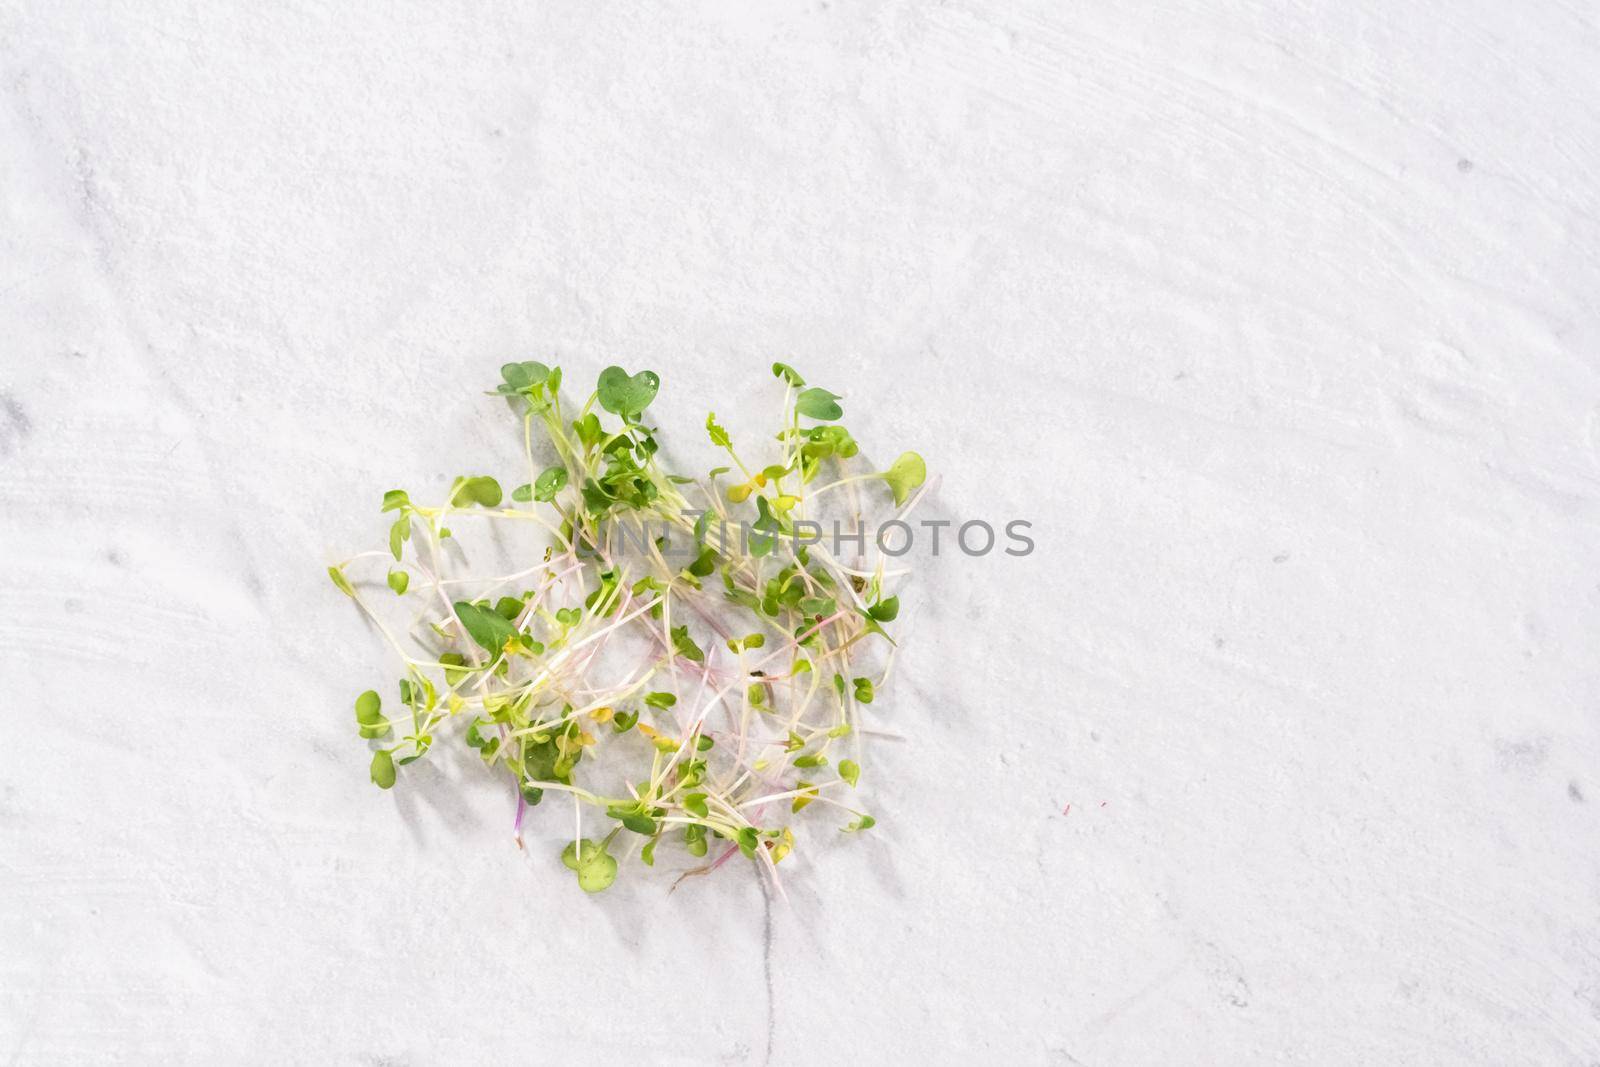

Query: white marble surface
left=4, top=2, right=1600, bottom=1063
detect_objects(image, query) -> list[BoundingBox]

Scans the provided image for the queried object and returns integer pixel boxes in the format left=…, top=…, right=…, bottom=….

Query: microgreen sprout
left=329, top=362, right=928, bottom=894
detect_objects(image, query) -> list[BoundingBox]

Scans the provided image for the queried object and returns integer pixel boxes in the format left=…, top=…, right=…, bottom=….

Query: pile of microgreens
left=329, top=362, right=927, bottom=894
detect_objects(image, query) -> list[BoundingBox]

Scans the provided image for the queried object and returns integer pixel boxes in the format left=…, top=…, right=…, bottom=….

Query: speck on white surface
left=3, top=2, right=1599, bottom=1064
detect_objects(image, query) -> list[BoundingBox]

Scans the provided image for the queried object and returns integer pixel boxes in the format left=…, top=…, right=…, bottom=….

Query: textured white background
left=4, top=2, right=1600, bottom=1063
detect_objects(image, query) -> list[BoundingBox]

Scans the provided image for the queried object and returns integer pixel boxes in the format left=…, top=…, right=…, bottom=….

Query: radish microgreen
left=329, top=362, right=928, bottom=894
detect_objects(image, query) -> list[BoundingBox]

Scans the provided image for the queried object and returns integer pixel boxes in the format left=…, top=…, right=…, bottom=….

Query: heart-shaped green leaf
left=799, top=596, right=836, bottom=617
left=671, top=625, right=705, bottom=663
left=795, top=387, right=843, bottom=421
left=687, top=545, right=716, bottom=578
left=497, top=361, right=550, bottom=394
left=882, top=451, right=926, bottom=506
left=771, top=362, right=806, bottom=387
left=327, top=565, right=354, bottom=598
left=867, top=595, right=899, bottom=622
left=370, top=749, right=396, bottom=789
left=354, top=690, right=382, bottom=725
left=597, top=366, right=660, bottom=419
left=454, top=600, right=517, bottom=655
left=533, top=465, right=568, bottom=502
left=571, top=413, right=602, bottom=449
left=449, top=475, right=503, bottom=508
left=620, top=813, right=657, bottom=835
left=839, top=759, right=860, bottom=787
left=388, top=516, right=409, bottom=560
left=561, top=838, right=618, bottom=892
